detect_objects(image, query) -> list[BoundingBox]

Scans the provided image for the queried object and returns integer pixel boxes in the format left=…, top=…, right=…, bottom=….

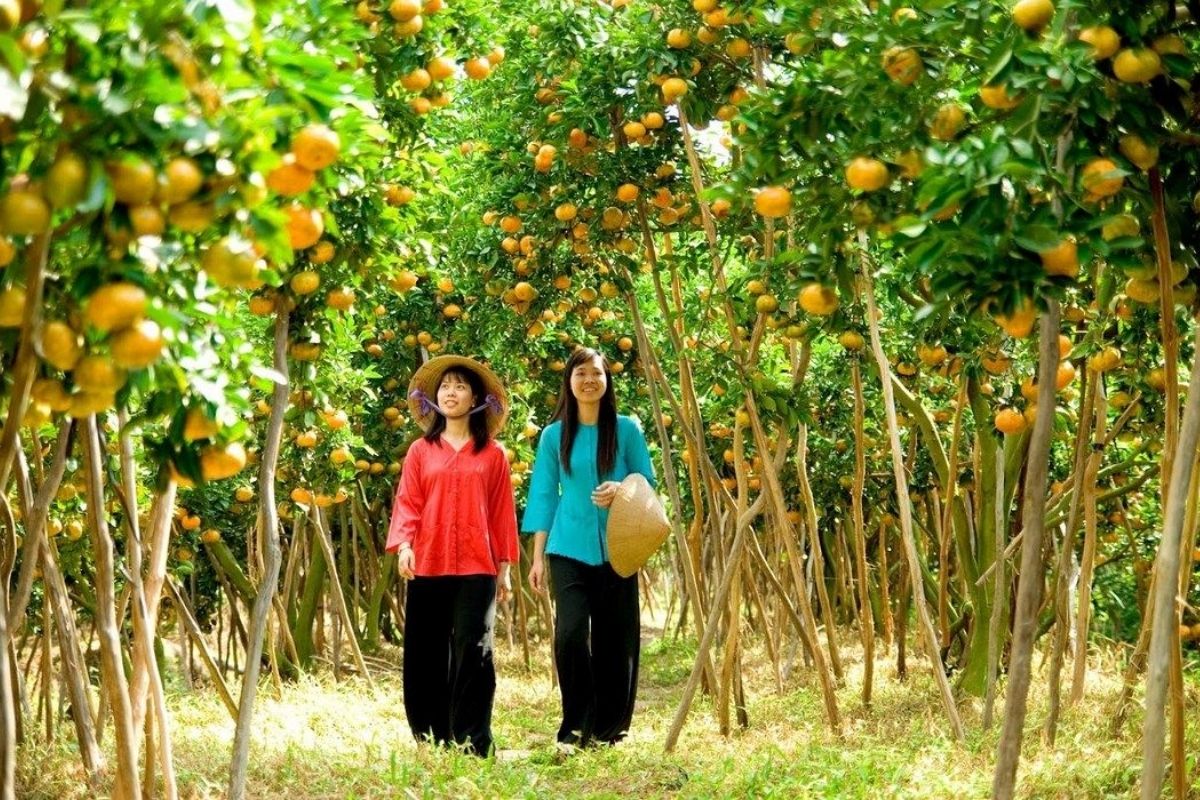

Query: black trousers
left=402, top=575, right=497, bottom=756
left=548, top=555, right=640, bottom=746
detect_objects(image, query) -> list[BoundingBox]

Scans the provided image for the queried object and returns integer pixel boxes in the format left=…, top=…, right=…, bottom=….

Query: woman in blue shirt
left=523, top=346, right=655, bottom=750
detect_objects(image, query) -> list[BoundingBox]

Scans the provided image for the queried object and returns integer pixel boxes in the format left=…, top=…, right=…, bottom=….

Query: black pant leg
left=447, top=575, right=498, bottom=756
left=590, top=566, right=641, bottom=743
left=403, top=577, right=453, bottom=745
left=548, top=556, right=595, bottom=745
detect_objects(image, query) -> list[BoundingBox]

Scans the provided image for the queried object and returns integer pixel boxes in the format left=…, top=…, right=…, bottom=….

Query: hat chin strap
left=410, top=389, right=504, bottom=419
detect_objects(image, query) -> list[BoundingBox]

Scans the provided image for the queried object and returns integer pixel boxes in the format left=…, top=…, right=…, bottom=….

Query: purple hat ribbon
left=410, top=389, right=504, bottom=418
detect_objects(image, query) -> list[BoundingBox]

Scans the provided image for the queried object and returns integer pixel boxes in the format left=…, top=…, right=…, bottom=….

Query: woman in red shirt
left=385, top=355, right=518, bottom=756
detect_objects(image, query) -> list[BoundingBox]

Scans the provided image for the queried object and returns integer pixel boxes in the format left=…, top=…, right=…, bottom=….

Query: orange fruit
left=107, top=156, right=157, bottom=205
left=798, top=283, right=838, bottom=316
left=1012, top=0, right=1053, bottom=33
left=845, top=157, right=889, bottom=192
left=980, top=84, right=1021, bottom=110
left=309, top=240, right=336, bottom=264
left=200, top=529, right=221, bottom=544
left=1080, top=158, right=1124, bottom=200
left=184, top=407, right=219, bottom=441
left=1055, top=360, right=1076, bottom=390
left=267, top=154, right=316, bottom=196
left=616, top=183, right=639, bottom=203
left=128, top=204, right=166, bottom=237
left=661, top=78, right=688, bottom=103
left=45, top=151, right=89, bottom=209
left=994, top=299, right=1036, bottom=338
left=667, top=28, right=691, bottom=48
left=1087, top=346, right=1122, bottom=373
left=40, top=321, right=82, bottom=371
left=753, top=186, right=792, bottom=218
left=168, top=201, right=214, bottom=233
left=84, top=282, right=146, bottom=333
left=464, top=57, right=491, bottom=80
left=394, top=15, right=424, bottom=37
left=202, top=237, right=260, bottom=288
left=110, top=319, right=165, bottom=368
left=929, top=103, right=967, bottom=141
left=385, top=184, right=415, bottom=206
left=388, top=0, right=420, bottom=21
left=285, top=205, right=324, bottom=250
left=1, top=189, right=51, bottom=235
left=0, top=285, right=24, bottom=327
left=158, top=157, right=204, bottom=205
left=1079, top=26, right=1120, bottom=60
left=290, top=269, right=321, bottom=295
left=400, top=68, right=432, bottom=92
left=1112, top=48, right=1162, bottom=83
left=427, top=56, right=456, bottom=81
left=994, top=407, right=1026, bottom=434
left=1040, top=237, right=1079, bottom=277
left=73, top=355, right=127, bottom=394
left=838, top=331, right=864, bottom=351
left=291, top=124, right=340, bottom=171
left=882, top=46, right=922, bottom=85
left=1118, top=134, right=1158, bottom=171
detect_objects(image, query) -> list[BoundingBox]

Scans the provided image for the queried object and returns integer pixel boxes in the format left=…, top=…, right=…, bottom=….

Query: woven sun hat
left=606, top=472, right=670, bottom=578
left=407, top=355, right=509, bottom=437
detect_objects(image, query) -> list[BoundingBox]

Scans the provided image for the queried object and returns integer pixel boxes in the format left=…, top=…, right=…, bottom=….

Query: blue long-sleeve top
left=521, top=415, right=656, bottom=565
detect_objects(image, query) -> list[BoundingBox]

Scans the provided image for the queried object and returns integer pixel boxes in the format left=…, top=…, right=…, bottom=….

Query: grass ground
left=15, top=624, right=1199, bottom=799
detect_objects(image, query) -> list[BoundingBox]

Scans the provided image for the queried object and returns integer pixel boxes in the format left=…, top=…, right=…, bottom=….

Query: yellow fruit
left=1080, top=158, right=1123, bottom=200
left=1112, top=48, right=1162, bottom=83
left=1125, top=277, right=1160, bottom=304
left=400, top=68, right=432, bottom=92
left=1040, top=238, right=1079, bottom=277
left=0, top=285, right=24, bottom=327
left=427, top=55, right=456, bottom=81
left=73, top=355, right=127, bottom=394
left=45, top=152, right=89, bottom=209
left=84, top=282, right=146, bottom=333
left=1079, top=26, right=1120, bottom=60
left=1012, top=0, right=1053, bottom=33
left=129, top=204, right=166, bottom=237
left=838, top=331, right=864, bottom=351
left=1118, top=134, right=1158, bottom=171
left=200, top=442, right=247, bottom=481
left=667, top=28, right=691, bottom=48
left=755, top=294, right=779, bottom=314
left=40, top=321, right=82, bottom=371
left=1055, top=360, right=1076, bottom=390
left=554, top=203, right=577, bottom=222
left=158, top=157, right=204, bottom=205
left=798, top=283, right=839, bottom=316
left=661, top=77, right=688, bottom=103
left=622, top=121, right=647, bottom=140
left=326, top=286, right=355, bottom=311
left=1102, top=214, right=1139, bottom=241
left=616, top=183, right=639, bottom=203
left=109, top=319, right=165, bottom=368
left=882, top=46, right=922, bottom=85
left=845, top=157, right=889, bottom=192
left=1087, top=346, right=1122, bottom=373
left=290, top=270, right=321, bottom=295
left=753, top=186, right=792, bottom=218
left=107, top=156, right=157, bottom=205
left=386, top=184, right=415, bottom=206
left=1, top=189, right=51, bottom=235
left=202, top=237, right=260, bottom=288
left=200, top=529, right=222, bottom=544
left=980, top=84, right=1021, bottom=110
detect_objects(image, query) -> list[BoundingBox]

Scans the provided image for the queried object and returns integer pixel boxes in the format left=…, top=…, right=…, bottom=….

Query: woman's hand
left=528, top=554, right=548, bottom=595
left=591, top=480, right=622, bottom=509
left=497, top=563, right=512, bottom=603
left=397, top=546, right=415, bottom=580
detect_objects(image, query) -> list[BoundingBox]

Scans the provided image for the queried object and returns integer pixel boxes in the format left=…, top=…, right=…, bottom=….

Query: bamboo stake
left=992, top=300, right=1062, bottom=800
left=859, top=264, right=964, bottom=742
left=228, top=308, right=290, bottom=800
left=1139, top=323, right=1200, bottom=800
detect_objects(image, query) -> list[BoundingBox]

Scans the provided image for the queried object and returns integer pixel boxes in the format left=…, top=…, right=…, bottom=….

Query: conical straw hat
left=406, top=355, right=508, bottom=436
left=606, top=472, right=669, bottom=578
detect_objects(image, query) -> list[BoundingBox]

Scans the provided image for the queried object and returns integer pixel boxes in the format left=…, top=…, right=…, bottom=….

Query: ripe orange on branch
left=84, top=282, right=147, bottom=333
left=291, top=124, right=341, bottom=171
left=1012, top=0, right=1053, bottom=33
left=1112, top=48, right=1162, bottom=83
left=1079, top=26, right=1120, bottom=60
left=753, top=186, right=791, bottom=218
left=882, top=46, right=922, bottom=86
left=845, top=157, right=889, bottom=192
left=1080, top=158, right=1124, bottom=200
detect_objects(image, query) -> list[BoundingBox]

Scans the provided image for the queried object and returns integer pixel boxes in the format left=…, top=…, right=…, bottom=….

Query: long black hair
left=423, top=366, right=490, bottom=453
left=550, top=347, right=617, bottom=477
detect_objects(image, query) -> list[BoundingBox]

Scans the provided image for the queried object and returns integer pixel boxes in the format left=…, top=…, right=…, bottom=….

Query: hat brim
left=606, top=473, right=670, bottom=578
left=407, top=355, right=508, bottom=437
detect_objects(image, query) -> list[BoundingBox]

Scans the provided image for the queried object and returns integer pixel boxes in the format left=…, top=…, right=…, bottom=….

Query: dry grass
left=15, top=625, right=1199, bottom=799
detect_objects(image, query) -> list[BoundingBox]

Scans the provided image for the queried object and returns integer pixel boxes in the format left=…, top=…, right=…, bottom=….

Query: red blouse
left=385, top=437, right=519, bottom=577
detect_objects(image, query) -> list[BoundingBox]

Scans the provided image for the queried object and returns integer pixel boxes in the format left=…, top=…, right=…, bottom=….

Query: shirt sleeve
left=487, top=446, right=520, bottom=564
left=624, top=417, right=657, bottom=490
left=521, top=424, right=560, bottom=533
left=385, top=440, right=425, bottom=553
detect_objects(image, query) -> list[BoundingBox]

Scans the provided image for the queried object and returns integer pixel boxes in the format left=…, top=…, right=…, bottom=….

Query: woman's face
left=437, top=370, right=477, bottom=419
left=569, top=355, right=607, bottom=404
